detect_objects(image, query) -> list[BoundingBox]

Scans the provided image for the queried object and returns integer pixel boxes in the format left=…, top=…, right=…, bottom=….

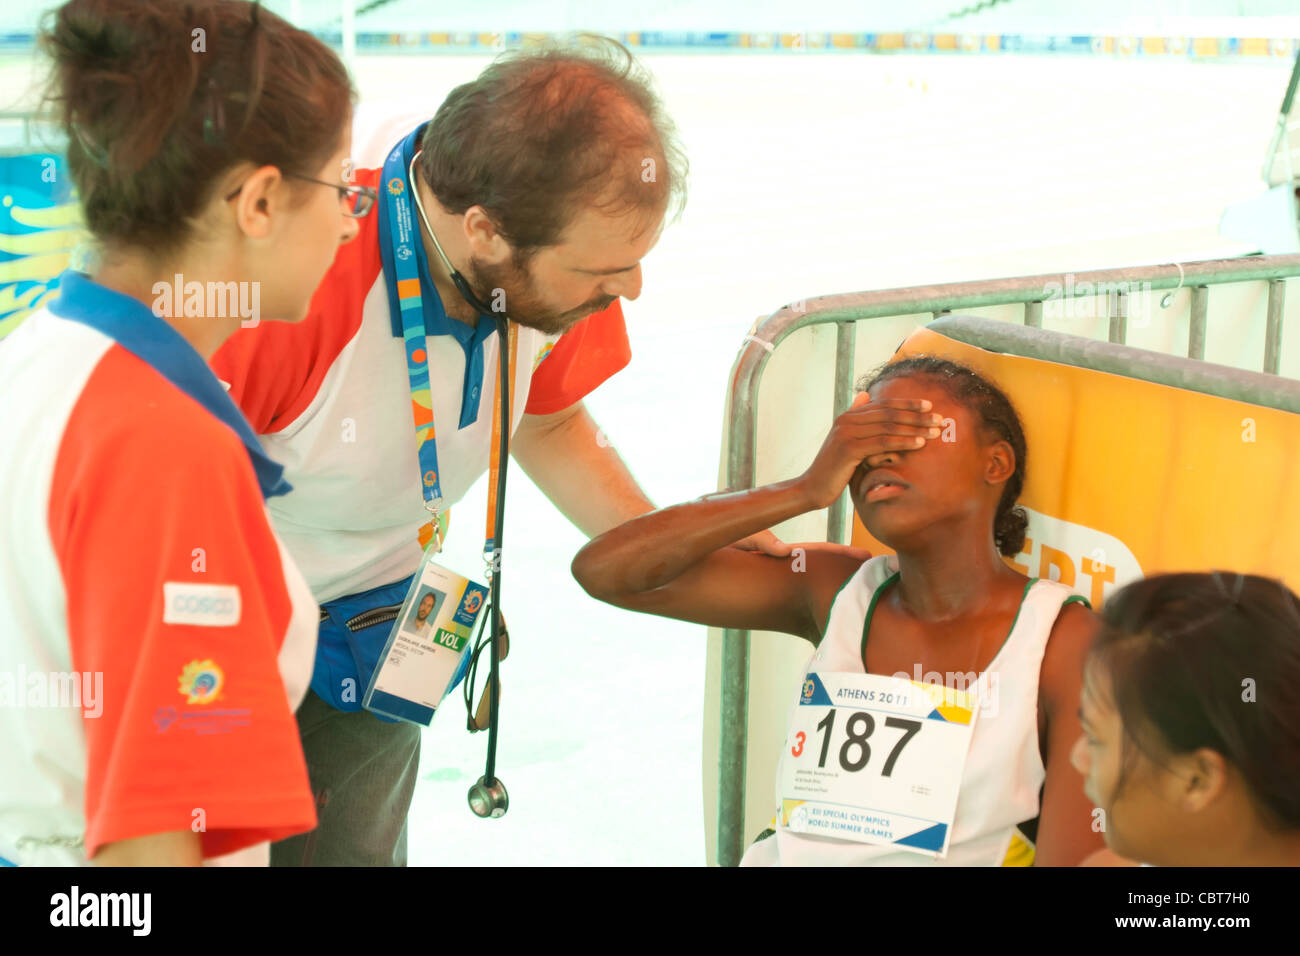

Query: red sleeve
left=210, top=167, right=383, bottom=434
left=524, top=299, right=632, bottom=415
left=49, top=348, right=317, bottom=860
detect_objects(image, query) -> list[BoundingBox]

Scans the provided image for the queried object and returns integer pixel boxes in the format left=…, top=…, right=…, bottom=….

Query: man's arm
left=510, top=401, right=656, bottom=537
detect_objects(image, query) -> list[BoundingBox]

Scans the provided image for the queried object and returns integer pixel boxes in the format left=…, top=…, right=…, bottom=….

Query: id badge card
left=778, top=671, right=979, bottom=858
left=362, top=547, right=489, bottom=726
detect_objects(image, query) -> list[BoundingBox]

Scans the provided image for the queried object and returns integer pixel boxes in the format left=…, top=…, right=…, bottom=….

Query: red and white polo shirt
left=0, top=272, right=319, bottom=866
left=210, top=161, right=632, bottom=604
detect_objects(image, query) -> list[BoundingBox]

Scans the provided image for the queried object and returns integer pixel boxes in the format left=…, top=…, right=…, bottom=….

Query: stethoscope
left=410, top=152, right=510, bottom=820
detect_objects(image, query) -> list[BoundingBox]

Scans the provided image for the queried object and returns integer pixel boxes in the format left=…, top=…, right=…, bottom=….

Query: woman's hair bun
left=42, top=0, right=202, bottom=175
left=38, top=0, right=354, bottom=252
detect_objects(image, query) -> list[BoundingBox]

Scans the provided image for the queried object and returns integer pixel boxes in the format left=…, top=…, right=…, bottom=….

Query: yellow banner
left=850, top=328, right=1300, bottom=604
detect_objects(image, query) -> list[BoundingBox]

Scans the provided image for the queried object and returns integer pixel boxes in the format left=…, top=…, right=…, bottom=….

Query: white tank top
left=743, top=554, right=1086, bottom=867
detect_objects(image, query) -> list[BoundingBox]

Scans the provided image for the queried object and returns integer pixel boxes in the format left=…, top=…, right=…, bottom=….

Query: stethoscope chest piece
left=468, top=776, right=509, bottom=818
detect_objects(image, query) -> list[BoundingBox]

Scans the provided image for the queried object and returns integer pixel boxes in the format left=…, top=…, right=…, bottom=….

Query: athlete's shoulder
left=1039, top=598, right=1101, bottom=713
left=1047, top=598, right=1099, bottom=642
left=804, top=547, right=881, bottom=644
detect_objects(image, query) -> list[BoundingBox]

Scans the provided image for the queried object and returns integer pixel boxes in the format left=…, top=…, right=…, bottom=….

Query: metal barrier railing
left=715, top=252, right=1300, bottom=867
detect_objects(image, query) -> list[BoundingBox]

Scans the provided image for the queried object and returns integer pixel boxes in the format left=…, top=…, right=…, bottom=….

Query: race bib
left=779, top=671, right=979, bottom=857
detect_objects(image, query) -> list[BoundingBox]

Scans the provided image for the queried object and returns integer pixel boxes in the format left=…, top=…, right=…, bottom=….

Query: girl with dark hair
left=1072, top=572, right=1300, bottom=865
left=0, top=0, right=360, bottom=866
left=573, top=357, right=1103, bottom=865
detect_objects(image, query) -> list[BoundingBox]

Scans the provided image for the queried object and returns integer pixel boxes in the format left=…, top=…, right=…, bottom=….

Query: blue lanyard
left=378, top=129, right=515, bottom=556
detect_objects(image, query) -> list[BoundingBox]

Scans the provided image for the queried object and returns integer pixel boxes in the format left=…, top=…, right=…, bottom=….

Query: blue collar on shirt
left=47, top=270, right=292, bottom=500
left=376, top=122, right=499, bottom=428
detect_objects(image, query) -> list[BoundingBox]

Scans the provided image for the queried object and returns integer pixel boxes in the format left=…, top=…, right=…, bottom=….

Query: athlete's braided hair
left=858, top=357, right=1029, bottom=557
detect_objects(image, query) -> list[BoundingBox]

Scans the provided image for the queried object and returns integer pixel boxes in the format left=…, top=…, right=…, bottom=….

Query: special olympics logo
left=463, top=590, right=484, bottom=614
left=178, top=660, right=224, bottom=705
left=423, top=469, right=437, bottom=486
left=801, top=678, right=815, bottom=702
left=387, top=177, right=405, bottom=196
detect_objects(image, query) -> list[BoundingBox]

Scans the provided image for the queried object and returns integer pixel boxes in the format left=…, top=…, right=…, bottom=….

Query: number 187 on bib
left=779, top=671, right=980, bottom=857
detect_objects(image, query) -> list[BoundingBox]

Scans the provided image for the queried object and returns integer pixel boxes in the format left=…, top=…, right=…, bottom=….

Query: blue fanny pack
left=311, top=574, right=472, bottom=722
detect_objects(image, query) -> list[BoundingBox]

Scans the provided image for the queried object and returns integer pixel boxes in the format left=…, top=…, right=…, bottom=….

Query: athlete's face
left=847, top=375, right=1012, bottom=553
left=466, top=200, right=663, bottom=336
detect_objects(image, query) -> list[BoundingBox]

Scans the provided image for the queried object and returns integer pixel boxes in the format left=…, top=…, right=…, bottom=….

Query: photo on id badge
left=404, top=586, right=446, bottom=637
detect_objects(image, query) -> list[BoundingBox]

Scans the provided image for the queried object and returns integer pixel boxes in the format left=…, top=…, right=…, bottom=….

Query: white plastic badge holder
left=363, top=550, right=488, bottom=726
left=779, top=671, right=979, bottom=858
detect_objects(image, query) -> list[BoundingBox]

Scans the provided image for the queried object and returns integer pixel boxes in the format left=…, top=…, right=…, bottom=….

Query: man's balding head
left=417, top=36, right=686, bottom=260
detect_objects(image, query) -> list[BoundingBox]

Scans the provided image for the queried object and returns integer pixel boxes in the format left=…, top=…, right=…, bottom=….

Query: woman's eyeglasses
left=224, top=172, right=377, bottom=218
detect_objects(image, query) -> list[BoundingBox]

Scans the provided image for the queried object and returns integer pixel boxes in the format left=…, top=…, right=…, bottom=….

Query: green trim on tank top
left=859, top=572, right=1040, bottom=671
left=819, top=564, right=866, bottom=644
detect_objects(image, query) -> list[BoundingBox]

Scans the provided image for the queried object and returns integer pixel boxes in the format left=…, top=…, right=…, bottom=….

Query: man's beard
left=467, top=253, right=616, bottom=336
